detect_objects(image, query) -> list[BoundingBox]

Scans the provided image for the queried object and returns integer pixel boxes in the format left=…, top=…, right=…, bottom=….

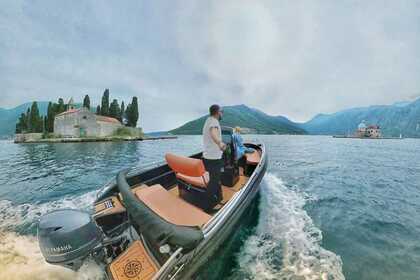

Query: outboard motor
left=38, top=209, right=103, bottom=270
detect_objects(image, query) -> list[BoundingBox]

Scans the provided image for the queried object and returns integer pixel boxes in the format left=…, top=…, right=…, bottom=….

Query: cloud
left=174, top=1, right=420, bottom=119
left=1, top=0, right=420, bottom=130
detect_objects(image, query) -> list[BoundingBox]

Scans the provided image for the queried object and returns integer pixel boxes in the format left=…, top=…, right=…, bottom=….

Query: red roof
left=56, top=108, right=80, bottom=117
left=96, top=115, right=121, bottom=124
left=56, top=109, right=121, bottom=124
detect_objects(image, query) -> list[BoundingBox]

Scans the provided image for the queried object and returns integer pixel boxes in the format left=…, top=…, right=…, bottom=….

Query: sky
left=1, top=1, right=420, bottom=131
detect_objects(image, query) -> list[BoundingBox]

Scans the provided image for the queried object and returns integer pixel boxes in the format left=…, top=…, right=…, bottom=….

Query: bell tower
left=68, top=97, right=75, bottom=110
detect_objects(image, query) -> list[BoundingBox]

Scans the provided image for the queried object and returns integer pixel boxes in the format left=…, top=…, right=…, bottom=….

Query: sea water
left=0, top=135, right=419, bottom=280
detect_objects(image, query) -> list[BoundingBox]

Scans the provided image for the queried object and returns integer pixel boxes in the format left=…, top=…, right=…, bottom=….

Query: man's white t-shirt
left=202, top=116, right=222, bottom=160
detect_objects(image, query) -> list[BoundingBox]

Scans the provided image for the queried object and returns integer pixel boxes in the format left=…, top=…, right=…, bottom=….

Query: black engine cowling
left=38, top=209, right=103, bottom=270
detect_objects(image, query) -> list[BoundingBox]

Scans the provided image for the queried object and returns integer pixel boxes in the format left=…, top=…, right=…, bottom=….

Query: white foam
left=233, top=173, right=345, bottom=280
left=0, top=190, right=98, bottom=231
left=0, top=191, right=104, bottom=279
left=0, top=231, right=104, bottom=280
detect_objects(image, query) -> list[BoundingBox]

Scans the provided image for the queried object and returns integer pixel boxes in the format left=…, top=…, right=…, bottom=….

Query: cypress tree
left=26, top=108, right=30, bottom=131
left=57, top=98, right=65, bottom=113
left=46, top=102, right=55, bottom=132
left=126, top=97, right=139, bottom=127
left=29, top=102, right=43, bottom=132
left=96, top=105, right=101, bottom=115
left=83, top=94, right=91, bottom=109
left=119, top=101, right=125, bottom=122
left=131, top=97, right=139, bottom=127
left=100, top=89, right=110, bottom=116
left=109, top=99, right=120, bottom=119
left=125, top=104, right=131, bottom=126
left=16, top=113, right=27, bottom=133
left=43, top=116, right=47, bottom=133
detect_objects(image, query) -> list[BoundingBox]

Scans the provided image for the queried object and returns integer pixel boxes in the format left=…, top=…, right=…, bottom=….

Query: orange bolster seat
left=165, top=153, right=206, bottom=177
left=176, top=172, right=209, bottom=189
left=166, top=153, right=209, bottom=188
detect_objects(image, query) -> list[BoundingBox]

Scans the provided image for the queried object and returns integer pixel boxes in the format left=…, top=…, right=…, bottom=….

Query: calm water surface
left=0, top=136, right=419, bottom=280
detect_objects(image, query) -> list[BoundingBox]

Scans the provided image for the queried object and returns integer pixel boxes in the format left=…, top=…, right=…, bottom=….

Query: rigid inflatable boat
left=37, top=127, right=267, bottom=280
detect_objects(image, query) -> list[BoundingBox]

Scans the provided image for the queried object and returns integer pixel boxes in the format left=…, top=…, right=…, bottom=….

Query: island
left=333, top=121, right=403, bottom=139
left=14, top=90, right=173, bottom=143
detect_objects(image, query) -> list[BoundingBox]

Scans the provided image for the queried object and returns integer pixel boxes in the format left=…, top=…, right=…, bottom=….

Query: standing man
left=202, top=104, right=226, bottom=211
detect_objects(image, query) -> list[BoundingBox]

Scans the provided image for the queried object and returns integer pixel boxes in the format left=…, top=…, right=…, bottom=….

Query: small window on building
left=83, top=116, right=87, bottom=119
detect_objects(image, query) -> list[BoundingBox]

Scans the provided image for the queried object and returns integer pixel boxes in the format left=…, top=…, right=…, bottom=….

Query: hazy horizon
left=2, top=1, right=420, bottom=131
left=0, top=97, right=417, bottom=132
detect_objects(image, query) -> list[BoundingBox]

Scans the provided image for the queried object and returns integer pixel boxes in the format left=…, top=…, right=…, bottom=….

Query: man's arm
left=210, top=127, right=226, bottom=151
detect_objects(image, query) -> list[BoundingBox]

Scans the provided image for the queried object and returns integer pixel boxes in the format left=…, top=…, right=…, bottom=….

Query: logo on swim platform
left=124, top=260, right=143, bottom=278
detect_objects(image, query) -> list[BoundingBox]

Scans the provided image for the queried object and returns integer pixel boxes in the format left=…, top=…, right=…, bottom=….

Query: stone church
left=54, top=99, right=122, bottom=138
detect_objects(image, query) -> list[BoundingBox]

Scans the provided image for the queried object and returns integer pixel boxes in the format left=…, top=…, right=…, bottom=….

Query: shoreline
left=333, top=135, right=404, bottom=139
left=14, top=135, right=177, bottom=144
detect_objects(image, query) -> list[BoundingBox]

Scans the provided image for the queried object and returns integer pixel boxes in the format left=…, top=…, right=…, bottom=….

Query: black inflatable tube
left=117, top=170, right=204, bottom=253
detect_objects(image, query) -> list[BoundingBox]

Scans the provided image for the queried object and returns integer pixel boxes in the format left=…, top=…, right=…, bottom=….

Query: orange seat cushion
left=176, top=172, right=209, bottom=189
left=165, top=153, right=206, bottom=177
left=246, top=150, right=261, bottom=165
left=135, top=184, right=211, bottom=228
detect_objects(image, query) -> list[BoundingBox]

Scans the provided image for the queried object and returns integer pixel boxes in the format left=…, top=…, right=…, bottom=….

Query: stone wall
left=54, top=108, right=97, bottom=137
left=96, top=121, right=122, bottom=137
left=14, top=133, right=43, bottom=143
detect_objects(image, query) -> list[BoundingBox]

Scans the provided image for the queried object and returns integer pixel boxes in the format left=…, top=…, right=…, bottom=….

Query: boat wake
left=0, top=190, right=98, bottom=232
left=0, top=231, right=104, bottom=280
left=230, top=173, right=345, bottom=280
left=0, top=174, right=345, bottom=280
left=0, top=191, right=104, bottom=280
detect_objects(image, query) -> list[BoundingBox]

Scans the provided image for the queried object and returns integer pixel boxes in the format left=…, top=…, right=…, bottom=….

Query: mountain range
left=2, top=98, right=420, bottom=137
left=170, top=104, right=306, bottom=135
left=300, top=98, right=420, bottom=137
left=171, top=99, right=420, bottom=137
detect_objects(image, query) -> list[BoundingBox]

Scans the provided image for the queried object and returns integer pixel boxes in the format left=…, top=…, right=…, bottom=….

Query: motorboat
left=37, top=127, right=267, bottom=279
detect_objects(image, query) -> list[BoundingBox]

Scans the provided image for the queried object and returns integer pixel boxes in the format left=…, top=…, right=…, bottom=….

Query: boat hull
left=92, top=143, right=268, bottom=280
left=175, top=145, right=268, bottom=279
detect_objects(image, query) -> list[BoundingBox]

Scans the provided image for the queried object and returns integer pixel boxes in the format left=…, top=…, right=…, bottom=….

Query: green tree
left=109, top=99, right=120, bottom=119
left=29, top=101, right=43, bottom=132
left=43, top=116, right=47, bottom=133
left=100, top=89, right=110, bottom=116
left=119, top=101, right=125, bottom=122
left=45, top=102, right=55, bottom=133
left=25, top=108, right=30, bottom=130
left=126, top=97, right=139, bottom=127
left=57, top=98, right=65, bottom=114
left=96, top=105, right=101, bottom=115
left=15, top=113, right=27, bottom=133
left=83, top=94, right=90, bottom=109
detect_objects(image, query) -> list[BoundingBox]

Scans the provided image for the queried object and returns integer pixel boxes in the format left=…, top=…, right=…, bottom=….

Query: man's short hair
left=209, top=104, right=220, bottom=116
